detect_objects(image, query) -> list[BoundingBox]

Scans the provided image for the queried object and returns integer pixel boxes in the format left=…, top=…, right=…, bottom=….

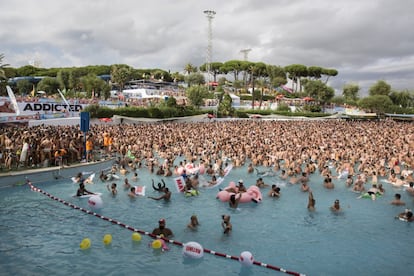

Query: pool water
left=1, top=161, right=413, bottom=276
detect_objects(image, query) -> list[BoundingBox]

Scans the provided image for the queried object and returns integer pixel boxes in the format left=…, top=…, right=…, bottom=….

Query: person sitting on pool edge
left=221, top=215, right=232, bottom=234
left=152, top=218, right=173, bottom=238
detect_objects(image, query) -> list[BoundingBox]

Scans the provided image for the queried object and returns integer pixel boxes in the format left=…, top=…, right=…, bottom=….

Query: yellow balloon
left=152, top=239, right=162, bottom=249
left=132, top=233, right=142, bottom=242
left=103, top=234, right=112, bottom=245
left=80, top=238, right=91, bottom=250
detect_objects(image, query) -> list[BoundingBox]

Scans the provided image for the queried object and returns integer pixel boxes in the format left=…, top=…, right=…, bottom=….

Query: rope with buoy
left=27, top=180, right=305, bottom=276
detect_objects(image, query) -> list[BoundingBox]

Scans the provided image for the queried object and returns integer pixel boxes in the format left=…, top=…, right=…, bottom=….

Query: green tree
left=308, top=66, right=323, bottom=79
left=185, top=72, right=205, bottom=87
left=37, top=77, right=60, bottom=94
left=111, top=64, right=133, bottom=92
left=247, top=62, right=267, bottom=109
left=16, top=79, right=33, bottom=95
left=186, top=85, right=208, bottom=108
left=369, top=80, right=391, bottom=96
left=165, top=96, right=177, bottom=108
left=358, top=95, right=393, bottom=114
left=389, top=90, right=414, bottom=108
left=218, top=93, right=234, bottom=116
left=342, top=83, right=360, bottom=101
left=330, top=95, right=345, bottom=105
left=171, top=72, right=185, bottom=83
left=184, top=63, right=197, bottom=75
left=285, top=64, right=308, bottom=92
left=321, top=68, right=338, bottom=84
left=200, top=62, right=223, bottom=82
left=221, top=60, right=244, bottom=81
left=57, top=70, right=71, bottom=90
left=16, top=65, right=40, bottom=76
left=304, top=80, right=334, bottom=104
left=80, top=74, right=110, bottom=99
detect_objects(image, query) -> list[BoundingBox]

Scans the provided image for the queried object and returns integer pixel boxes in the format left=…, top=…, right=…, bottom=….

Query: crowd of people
left=2, top=118, right=414, bottom=232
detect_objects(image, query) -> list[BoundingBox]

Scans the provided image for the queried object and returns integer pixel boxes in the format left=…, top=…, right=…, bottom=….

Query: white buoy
left=239, top=251, right=254, bottom=266
left=182, top=241, right=204, bottom=258
left=88, top=195, right=103, bottom=209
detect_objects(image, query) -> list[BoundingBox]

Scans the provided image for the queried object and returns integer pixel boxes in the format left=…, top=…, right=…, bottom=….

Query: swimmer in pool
left=107, top=183, right=117, bottom=196
left=221, top=215, right=232, bottom=234
left=330, top=199, right=341, bottom=212
left=307, top=191, right=315, bottom=211
left=148, top=187, right=171, bottom=201
left=229, top=192, right=242, bottom=209
left=187, top=215, right=200, bottom=230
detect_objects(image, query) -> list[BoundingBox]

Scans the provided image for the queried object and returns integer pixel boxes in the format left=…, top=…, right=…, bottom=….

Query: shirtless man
left=148, top=187, right=171, bottom=201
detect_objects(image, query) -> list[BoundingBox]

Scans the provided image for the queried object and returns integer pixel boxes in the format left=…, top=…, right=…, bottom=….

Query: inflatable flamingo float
left=216, top=182, right=262, bottom=203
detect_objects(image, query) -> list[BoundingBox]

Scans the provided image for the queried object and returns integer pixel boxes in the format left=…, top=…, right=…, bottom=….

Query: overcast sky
left=1, top=0, right=413, bottom=95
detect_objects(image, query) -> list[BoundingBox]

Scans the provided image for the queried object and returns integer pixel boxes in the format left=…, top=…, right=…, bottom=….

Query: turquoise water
left=1, top=161, right=413, bottom=276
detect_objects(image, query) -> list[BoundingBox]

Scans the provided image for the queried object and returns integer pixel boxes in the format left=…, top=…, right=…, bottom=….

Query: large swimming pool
left=1, top=160, right=413, bottom=276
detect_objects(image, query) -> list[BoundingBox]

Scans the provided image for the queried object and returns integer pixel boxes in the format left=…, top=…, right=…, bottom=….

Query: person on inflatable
left=396, top=209, right=414, bottom=222
left=152, top=218, right=174, bottom=238
left=76, top=183, right=94, bottom=197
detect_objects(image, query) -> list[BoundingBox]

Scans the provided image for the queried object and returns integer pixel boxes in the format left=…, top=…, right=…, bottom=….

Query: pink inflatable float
left=216, top=182, right=262, bottom=203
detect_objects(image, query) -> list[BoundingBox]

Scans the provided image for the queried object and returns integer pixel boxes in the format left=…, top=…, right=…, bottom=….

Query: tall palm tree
left=184, top=63, right=197, bottom=75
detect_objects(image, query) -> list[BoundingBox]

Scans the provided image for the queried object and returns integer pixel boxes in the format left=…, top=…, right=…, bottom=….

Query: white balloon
left=239, top=251, right=254, bottom=266
left=88, top=195, right=103, bottom=209
left=182, top=241, right=204, bottom=259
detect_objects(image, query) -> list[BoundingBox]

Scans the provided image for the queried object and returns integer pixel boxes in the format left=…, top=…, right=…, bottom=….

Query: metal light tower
left=204, top=10, right=216, bottom=86
left=240, top=48, right=252, bottom=61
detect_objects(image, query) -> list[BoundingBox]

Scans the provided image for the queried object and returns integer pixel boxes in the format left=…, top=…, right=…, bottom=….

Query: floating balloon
left=80, top=238, right=91, bottom=250
left=103, top=234, right=112, bottom=245
left=182, top=241, right=204, bottom=258
left=239, top=251, right=254, bottom=266
left=152, top=239, right=162, bottom=249
left=88, top=195, right=103, bottom=209
left=132, top=232, right=142, bottom=242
